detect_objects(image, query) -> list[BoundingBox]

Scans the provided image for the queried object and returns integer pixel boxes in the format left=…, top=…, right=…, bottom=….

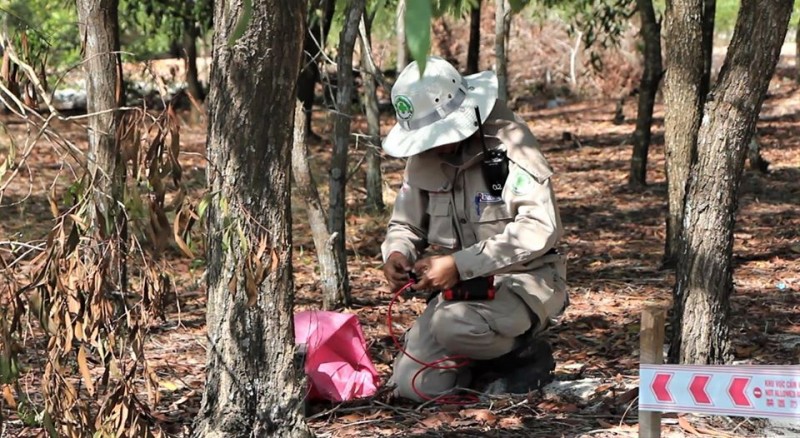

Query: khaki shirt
left=382, top=101, right=567, bottom=322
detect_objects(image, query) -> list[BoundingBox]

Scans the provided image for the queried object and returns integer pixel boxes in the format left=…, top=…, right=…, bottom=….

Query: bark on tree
left=669, top=0, right=792, bottom=365
left=328, top=0, right=363, bottom=309
left=495, top=0, right=510, bottom=101
left=359, top=10, right=385, bottom=212
left=662, top=0, right=714, bottom=266
left=192, top=1, right=311, bottom=436
left=397, top=0, right=409, bottom=70
left=467, top=2, right=482, bottom=74
left=796, top=25, right=800, bottom=83
left=183, top=18, right=205, bottom=102
left=291, top=104, right=344, bottom=311
left=76, top=0, right=126, bottom=290
left=297, top=0, right=336, bottom=137
left=629, top=0, right=663, bottom=187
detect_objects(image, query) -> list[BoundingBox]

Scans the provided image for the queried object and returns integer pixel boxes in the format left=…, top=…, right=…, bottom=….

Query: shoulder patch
left=510, top=167, right=534, bottom=196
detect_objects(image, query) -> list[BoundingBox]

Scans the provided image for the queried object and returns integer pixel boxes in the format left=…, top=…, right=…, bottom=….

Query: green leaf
left=197, top=191, right=215, bottom=220
left=405, top=0, right=432, bottom=75
left=509, top=0, right=530, bottom=13
left=228, top=0, right=253, bottom=46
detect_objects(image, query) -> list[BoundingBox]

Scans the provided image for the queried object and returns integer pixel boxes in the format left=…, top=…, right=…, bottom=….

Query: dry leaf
left=420, top=412, right=455, bottom=428
left=460, top=408, right=497, bottom=425
left=77, top=346, right=94, bottom=396
left=160, top=380, right=180, bottom=391
left=498, top=416, right=523, bottom=428
left=173, top=209, right=195, bottom=258
left=597, top=419, right=615, bottom=428
left=2, top=385, right=16, bottom=408
left=678, top=416, right=701, bottom=436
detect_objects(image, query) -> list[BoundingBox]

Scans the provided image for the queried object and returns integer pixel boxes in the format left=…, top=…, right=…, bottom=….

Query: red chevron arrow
left=689, top=374, right=712, bottom=405
left=728, top=376, right=752, bottom=407
left=652, top=372, right=674, bottom=403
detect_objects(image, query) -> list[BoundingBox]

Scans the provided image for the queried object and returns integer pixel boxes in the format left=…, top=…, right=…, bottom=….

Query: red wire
left=387, top=279, right=479, bottom=405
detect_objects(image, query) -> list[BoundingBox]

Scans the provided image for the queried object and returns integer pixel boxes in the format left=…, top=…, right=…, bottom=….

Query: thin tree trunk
left=747, top=133, right=770, bottom=173
left=467, top=2, right=481, bottom=74
left=328, top=0, right=363, bottom=309
left=183, top=19, right=205, bottom=102
left=193, top=1, right=311, bottom=436
left=662, top=0, right=711, bottom=266
left=629, top=0, right=663, bottom=187
left=495, top=0, right=510, bottom=101
left=669, top=0, right=792, bottom=365
left=796, top=25, right=800, bottom=83
left=700, top=0, right=716, bottom=97
left=397, top=0, right=408, bottom=70
left=291, top=103, right=344, bottom=309
left=298, top=0, right=336, bottom=138
left=76, top=0, right=126, bottom=291
left=359, top=11, right=384, bottom=212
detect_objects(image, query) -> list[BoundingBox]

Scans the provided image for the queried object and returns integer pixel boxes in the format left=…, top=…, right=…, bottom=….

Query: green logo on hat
left=394, top=95, right=414, bottom=120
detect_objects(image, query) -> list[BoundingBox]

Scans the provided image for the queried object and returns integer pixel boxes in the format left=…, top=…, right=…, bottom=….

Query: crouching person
left=380, top=56, right=568, bottom=402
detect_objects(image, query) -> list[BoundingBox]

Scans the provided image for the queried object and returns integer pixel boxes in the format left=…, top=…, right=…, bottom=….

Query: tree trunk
left=193, top=1, right=311, bottom=436
left=183, top=19, right=205, bottom=102
left=669, top=0, right=792, bottom=365
left=629, top=0, right=663, bottom=187
left=76, top=0, right=126, bottom=289
left=396, top=0, right=408, bottom=70
left=662, top=0, right=713, bottom=266
left=747, top=133, right=770, bottom=173
left=700, top=0, right=716, bottom=97
left=328, top=0, right=362, bottom=309
left=297, top=0, right=336, bottom=138
left=291, top=104, right=345, bottom=311
left=467, top=2, right=481, bottom=74
left=796, top=25, right=800, bottom=83
left=495, top=0, right=510, bottom=101
left=360, top=10, right=384, bottom=213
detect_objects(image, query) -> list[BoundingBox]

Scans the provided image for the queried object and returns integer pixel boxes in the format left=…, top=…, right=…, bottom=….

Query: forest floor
left=1, top=59, right=800, bottom=438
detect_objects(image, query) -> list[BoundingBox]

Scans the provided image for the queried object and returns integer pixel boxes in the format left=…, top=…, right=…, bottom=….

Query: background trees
left=668, top=0, right=794, bottom=364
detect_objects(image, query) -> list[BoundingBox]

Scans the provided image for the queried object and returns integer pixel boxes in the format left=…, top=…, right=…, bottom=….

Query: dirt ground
left=1, top=22, right=800, bottom=438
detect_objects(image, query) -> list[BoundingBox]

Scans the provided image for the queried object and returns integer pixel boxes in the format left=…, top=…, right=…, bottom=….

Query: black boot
left=470, top=336, right=556, bottom=395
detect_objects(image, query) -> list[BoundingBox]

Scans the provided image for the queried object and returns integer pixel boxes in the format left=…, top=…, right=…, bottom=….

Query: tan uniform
left=381, top=101, right=568, bottom=401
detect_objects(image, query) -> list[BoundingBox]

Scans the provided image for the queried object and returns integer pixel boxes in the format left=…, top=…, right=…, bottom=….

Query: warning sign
left=640, top=364, right=800, bottom=420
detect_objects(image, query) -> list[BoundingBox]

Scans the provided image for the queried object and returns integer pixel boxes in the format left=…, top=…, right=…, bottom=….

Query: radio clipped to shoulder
left=475, top=107, right=509, bottom=198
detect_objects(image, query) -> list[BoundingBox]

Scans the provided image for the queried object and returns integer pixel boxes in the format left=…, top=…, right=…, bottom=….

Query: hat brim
left=382, top=70, right=499, bottom=158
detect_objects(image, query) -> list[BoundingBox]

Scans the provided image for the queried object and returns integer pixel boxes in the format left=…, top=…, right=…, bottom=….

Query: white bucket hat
left=382, top=56, right=498, bottom=158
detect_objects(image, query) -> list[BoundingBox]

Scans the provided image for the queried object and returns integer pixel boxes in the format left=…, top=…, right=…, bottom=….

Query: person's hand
left=384, top=252, right=412, bottom=291
left=412, top=255, right=459, bottom=291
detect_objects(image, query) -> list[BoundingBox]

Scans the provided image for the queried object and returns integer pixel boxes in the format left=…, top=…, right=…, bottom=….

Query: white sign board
left=640, top=364, right=800, bottom=420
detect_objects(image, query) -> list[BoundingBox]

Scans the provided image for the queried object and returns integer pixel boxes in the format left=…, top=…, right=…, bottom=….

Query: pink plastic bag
left=294, top=311, right=380, bottom=402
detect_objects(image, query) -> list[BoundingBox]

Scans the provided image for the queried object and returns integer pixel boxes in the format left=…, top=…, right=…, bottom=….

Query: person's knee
left=430, top=305, right=514, bottom=359
left=390, top=353, right=463, bottom=402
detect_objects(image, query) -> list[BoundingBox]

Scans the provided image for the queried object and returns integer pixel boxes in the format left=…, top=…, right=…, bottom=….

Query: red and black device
left=406, top=271, right=496, bottom=301
left=443, top=275, right=496, bottom=301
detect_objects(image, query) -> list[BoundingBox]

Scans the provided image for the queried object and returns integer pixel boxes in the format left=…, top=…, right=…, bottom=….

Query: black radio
left=475, top=106, right=508, bottom=198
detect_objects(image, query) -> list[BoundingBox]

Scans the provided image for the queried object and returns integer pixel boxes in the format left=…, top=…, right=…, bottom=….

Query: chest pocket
left=471, top=200, right=513, bottom=242
left=426, top=193, right=458, bottom=249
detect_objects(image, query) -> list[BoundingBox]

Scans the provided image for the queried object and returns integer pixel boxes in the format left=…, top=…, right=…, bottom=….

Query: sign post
left=639, top=306, right=667, bottom=438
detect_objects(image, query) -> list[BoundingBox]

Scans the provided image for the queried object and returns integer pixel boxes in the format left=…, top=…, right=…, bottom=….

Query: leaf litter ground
left=0, top=72, right=798, bottom=438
